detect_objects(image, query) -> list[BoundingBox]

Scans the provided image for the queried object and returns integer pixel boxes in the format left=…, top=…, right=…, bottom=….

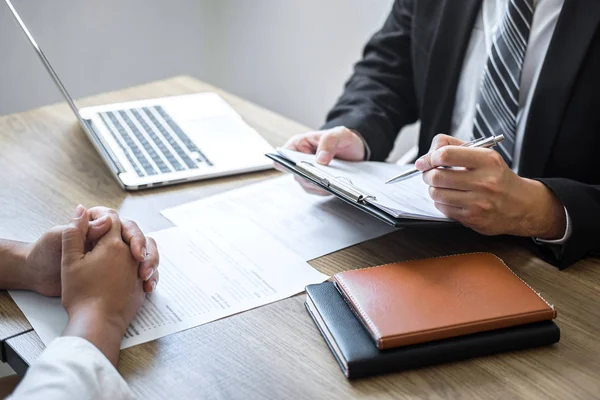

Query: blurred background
left=0, top=0, right=418, bottom=160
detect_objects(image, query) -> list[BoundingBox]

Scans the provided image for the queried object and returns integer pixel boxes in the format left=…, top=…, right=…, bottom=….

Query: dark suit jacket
left=321, top=0, right=600, bottom=269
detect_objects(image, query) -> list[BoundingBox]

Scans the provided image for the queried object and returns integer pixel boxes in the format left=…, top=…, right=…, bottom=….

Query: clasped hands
left=15, top=205, right=159, bottom=298
left=283, top=127, right=566, bottom=240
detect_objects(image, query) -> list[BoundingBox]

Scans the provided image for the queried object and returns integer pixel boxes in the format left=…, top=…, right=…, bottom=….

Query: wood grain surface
left=2, top=77, right=600, bottom=399
left=0, top=291, right=31, bottom=362
left=0, top=75, right=302, bottom=358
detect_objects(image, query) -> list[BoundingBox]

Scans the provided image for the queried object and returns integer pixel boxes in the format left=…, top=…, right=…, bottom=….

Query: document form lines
left=9, top=225, right=327, bottom=350
left=162, top=176, right=396, bottom=262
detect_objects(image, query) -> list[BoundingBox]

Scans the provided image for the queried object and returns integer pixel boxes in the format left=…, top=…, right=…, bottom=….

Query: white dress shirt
left=359, top=0, right=572, bottom=243
left=8, top=337, right=134, bottom=400
left=450, top=0, right=571, bottom=243
left=451, top=0, right=564, bottom=171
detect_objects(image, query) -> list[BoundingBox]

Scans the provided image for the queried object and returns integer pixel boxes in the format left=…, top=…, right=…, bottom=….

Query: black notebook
left=305, top=282, right=560, bottom=379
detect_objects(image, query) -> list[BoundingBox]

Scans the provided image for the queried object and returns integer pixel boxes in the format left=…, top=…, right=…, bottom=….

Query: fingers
left=416, top=134, right=465, bottom=171
left=284, top=128, right=365, bottom=195
left=139, top=237, right=159, bottom=285
left=87, top=216, right=113, bottom=243
left=85, top=207, right=153, bottom=270
left=283, top=127, right=365, bottom=167
left=62, top=205, right=90, bottom=265
left=121, top=220, right=147, bottom=262
left=429, top=134, right=464, bottom=152
left=87, top=206, right=123, bottom=237
left=433, top=202, right=465, bottom=222
left=417, top=146, right=502, bottom=171
left=315, top=127, right=361, bottom=165
left=283, top=134, right=319, bottom=154
left=422, top=168, right=476, bottom=191
left=140, top=237, right=158, bottom=293
left=75, top=206, right=159, bottom=294
left=432, top=147, right=501, bottom=169
left=428, top=186, right=473, bottom=208
left=143, top=270, right=159, bottom=293
left=119, top=222, right=159, bottom=292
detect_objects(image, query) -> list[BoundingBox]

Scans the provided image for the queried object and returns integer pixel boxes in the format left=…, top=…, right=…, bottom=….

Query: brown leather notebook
left=333, top=253, right=557, bottom=350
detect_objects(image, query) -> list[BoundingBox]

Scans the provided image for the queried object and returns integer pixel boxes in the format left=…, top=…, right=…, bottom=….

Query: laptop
left=5, top=0, right=275, bottom=190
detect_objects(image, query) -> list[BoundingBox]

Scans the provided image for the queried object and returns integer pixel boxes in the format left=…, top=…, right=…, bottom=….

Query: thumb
left=415, top=152, right=436, bottom=171
left=62, top=205, right=90, bottom=265
left=87, top=215, right=113, bottom=243
left=415, top=134, right=464, bottom=171
left=429, top=134, right=464, bottom=152
left=315, top=129, right=346, bottom=165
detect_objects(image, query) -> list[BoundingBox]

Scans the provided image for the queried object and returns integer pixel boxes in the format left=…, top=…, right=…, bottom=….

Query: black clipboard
left=267, top=153, right=453, bottom=228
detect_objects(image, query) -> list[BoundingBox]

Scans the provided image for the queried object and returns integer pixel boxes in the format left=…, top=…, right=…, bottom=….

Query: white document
left=162, top=175, right=396, bottom=261
left=277, top=149, right=449, bottom=221
left=9, top=224, right=327, bottom=350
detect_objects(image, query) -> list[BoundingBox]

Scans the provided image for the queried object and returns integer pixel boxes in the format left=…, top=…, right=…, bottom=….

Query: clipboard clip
left=296, top=161, right=376, bottom=203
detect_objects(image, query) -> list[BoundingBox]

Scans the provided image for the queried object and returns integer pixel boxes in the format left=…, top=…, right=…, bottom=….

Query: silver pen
left=384, top=134, right=505, bottom=184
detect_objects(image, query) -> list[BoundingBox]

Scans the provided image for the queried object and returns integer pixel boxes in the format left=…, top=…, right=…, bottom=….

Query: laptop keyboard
left=98, top=105, right=212, bottom=177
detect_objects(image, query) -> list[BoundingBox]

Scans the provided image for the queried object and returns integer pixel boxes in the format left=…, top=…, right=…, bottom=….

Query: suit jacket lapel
left=519, top=0, right=600, bottom=177
left=418, top=0, right=481, bottom=154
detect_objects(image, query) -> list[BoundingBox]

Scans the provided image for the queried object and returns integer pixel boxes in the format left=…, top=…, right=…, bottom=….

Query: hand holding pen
left=384, top=133, right=567, bottom=240
left=385, top=135, right=505, bottom=184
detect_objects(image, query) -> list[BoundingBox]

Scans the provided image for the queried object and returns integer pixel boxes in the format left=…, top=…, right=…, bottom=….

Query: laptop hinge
left=83, top=119, right=126, bottom=174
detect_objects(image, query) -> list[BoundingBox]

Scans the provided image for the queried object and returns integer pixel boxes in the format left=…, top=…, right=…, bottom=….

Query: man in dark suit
left=284, top=0, right=600, bottom=268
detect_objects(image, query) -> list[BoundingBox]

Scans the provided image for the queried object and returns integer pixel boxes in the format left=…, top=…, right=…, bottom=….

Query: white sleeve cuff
left=534, top=207, right=572, bottom=245
left=8, top=336, right=134, bottom=400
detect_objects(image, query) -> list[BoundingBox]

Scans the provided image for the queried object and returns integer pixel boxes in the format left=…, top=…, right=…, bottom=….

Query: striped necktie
left=473, top=0, right=535, bottom=167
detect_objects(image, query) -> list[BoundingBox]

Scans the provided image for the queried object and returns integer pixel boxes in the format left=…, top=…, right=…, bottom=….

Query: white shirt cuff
left=534, top=207, right=572, bottom=245
left=8, top=336, right=134, bottom=400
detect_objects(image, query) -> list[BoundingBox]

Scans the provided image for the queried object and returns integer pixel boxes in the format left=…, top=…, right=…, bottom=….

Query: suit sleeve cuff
left=533, top=207, right=572, bottom=245
left=349, top=129, right=372, bottom=161
left=530, top=177, right=600, bottom=268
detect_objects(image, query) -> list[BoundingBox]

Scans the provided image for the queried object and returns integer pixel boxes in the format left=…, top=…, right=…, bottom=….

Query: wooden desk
left=1, top=76, right=600, bottom=399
